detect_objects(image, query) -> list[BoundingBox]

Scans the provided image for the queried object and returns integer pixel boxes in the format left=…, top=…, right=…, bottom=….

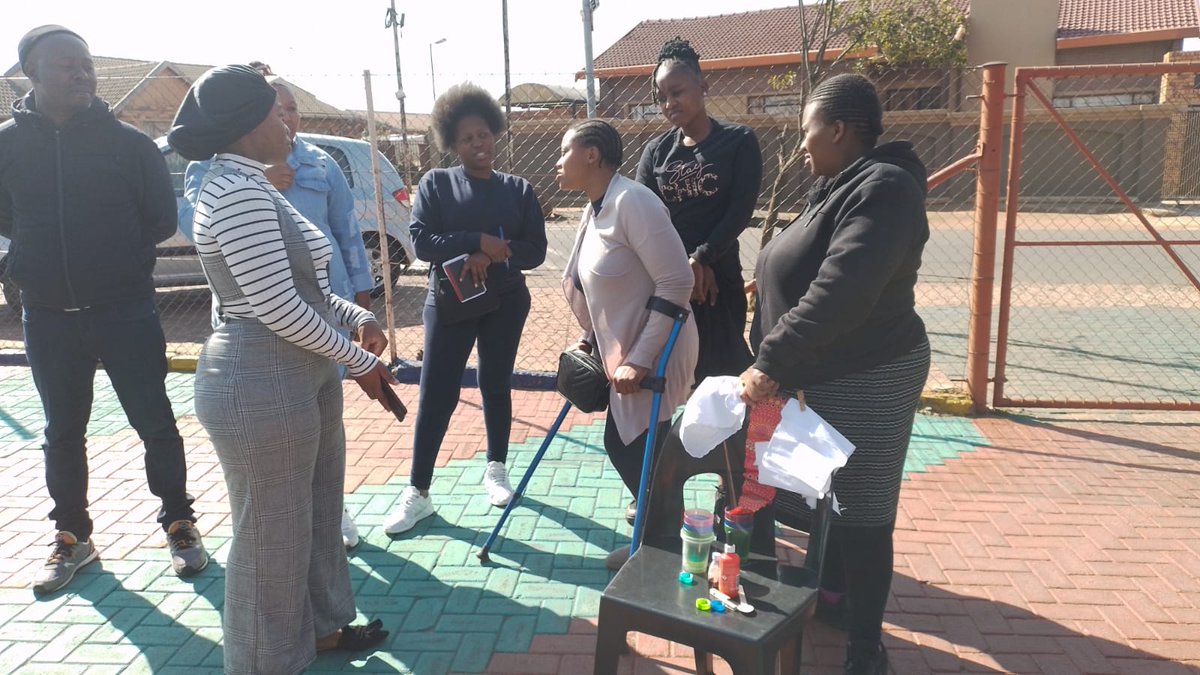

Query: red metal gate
left=992, top=63, right=1200, bottom=411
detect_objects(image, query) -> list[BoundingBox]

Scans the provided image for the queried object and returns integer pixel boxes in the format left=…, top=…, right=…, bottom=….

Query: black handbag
left=431, top=266, right=501, bottom=324
left=556, top=348, right=609, bottom=413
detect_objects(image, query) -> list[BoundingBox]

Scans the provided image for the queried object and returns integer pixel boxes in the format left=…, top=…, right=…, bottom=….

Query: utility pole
left=502, top=0, right=514, bottom=171
left=429, top=38, right=446, bottom=103
left=386, top=0, right=413, bottom=189
left=581, top=0, right=598, bottom=118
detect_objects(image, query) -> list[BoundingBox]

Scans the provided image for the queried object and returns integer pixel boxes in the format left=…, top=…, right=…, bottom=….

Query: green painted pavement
left=0, top=368, right=986, bottom=674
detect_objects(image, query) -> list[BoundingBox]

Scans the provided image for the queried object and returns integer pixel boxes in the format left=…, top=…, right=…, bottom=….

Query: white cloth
left=679, top=376, right=746, bottom=458
left=755, top=399, right=854, bottom=510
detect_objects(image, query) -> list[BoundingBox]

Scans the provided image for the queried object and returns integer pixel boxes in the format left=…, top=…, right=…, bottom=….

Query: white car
left=157, top=132, right=418, bottom=295
left=0, top=133, right=417, bottom=313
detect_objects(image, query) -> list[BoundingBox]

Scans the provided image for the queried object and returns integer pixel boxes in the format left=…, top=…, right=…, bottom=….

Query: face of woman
left=453, top=115, right=496, bottom=176
left=240, top=103, right=293, bottom=166
left=800, top=102, right=844, bottom=178
left=554, top=129, right=594, bottom=192
left=273, top=85, right=301, bottom=140
left=654, top=63, right=706, bottom=130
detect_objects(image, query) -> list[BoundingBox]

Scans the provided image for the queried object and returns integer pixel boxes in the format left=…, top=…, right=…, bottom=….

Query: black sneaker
left=167, top=520, right=209, bottom=577
left=844, top=639, right=888, bottom=675
left=32, top=531, right=98, bottom=595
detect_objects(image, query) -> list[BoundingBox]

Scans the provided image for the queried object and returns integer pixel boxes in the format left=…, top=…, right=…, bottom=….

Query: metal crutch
left=477, top=400, right=572, bottom=564
left=629, top=298, right=690, bottom=556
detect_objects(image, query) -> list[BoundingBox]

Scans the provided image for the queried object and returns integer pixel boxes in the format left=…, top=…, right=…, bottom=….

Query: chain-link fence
left=2, top=63, right=984, bottom=395
left=0, top=64, right=983, bottom=390
left=993, top=61, right=1200, bottom=410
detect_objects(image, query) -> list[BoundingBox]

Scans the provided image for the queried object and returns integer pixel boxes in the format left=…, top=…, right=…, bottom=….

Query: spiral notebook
left=441, top=253, right=488, bottom=302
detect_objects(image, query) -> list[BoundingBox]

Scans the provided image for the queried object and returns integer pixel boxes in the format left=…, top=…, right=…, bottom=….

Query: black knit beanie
left=18, top=25, right=86, bottom=71
left=168, top=64, right=278, bottom=161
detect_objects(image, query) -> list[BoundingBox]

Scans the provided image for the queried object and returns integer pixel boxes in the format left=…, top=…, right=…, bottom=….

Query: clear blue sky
left=4, top=0, right=792, bottom=113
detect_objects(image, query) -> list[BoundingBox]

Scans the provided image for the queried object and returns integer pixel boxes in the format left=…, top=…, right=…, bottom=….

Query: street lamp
left=429, top=38, right=447, bottom=103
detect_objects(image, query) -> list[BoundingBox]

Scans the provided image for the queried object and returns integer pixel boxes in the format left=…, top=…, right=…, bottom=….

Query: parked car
left=0, top=133, right=416, bottom=313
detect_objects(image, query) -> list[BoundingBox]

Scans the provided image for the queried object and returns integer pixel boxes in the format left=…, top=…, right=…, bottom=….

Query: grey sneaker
left=167, top=520, right=209, bottom=577
left=32, top=531, right=98, bottom=595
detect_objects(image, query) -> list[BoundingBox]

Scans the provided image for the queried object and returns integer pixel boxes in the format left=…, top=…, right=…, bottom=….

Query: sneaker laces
left=46, top=535, right=76, bottom=564
left=486, top=462, right=510, bottom=484
left=401, top=488, right=424, bottom=510
left=168, top=522, right=197, bottom=551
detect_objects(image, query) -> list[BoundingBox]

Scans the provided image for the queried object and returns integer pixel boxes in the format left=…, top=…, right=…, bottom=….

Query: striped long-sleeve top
left=193, top=154, right=379, bottom=377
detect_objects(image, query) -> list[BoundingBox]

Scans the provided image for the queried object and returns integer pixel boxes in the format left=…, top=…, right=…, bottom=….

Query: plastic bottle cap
left=695, top=598, right=711, bottom=612
left=678, top=571, right=694, bottom=585
left=711, top=600, right=726, bottom=613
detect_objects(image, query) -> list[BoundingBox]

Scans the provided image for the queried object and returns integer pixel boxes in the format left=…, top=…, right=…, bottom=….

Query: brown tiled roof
left=0, top=78, right=25, bottom=115
left=358, top=111, right=433, bottom=134
left=1059, top=0, right=1199, bottom=39
left=594, top=0, right=1199, bottom=69
left=594, top=6, right=835, bottom=70
left=0, top=57, right=354, bottom=120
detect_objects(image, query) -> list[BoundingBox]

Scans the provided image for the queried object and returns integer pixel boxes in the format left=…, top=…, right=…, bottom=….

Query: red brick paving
left=472, top=407, right=1200, bottom=674
left=2, top=368, right=1198, bottom=673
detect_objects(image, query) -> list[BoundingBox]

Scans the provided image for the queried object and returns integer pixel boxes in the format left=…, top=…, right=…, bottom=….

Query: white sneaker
left=341, top=507, right=360, bottom=549
left=484, top=461, right=515, bottom=507
left=383, top=487, right=435, bottom=534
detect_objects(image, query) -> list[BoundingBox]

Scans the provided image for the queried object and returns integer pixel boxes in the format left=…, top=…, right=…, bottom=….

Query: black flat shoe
left=844, top=639, right=888, bottom=675
left=336, top=618, right=389, bottom=651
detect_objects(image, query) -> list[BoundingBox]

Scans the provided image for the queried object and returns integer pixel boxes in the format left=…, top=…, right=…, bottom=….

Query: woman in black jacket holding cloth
left=383, top=83, right=547, bottom=535
left=740, top=74, right=931, bottom=675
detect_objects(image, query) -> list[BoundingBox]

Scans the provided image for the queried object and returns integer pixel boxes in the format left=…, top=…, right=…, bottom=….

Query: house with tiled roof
left=589, top=0, right=1200, bottom=118
left=1, top=57, right=364, bottom=139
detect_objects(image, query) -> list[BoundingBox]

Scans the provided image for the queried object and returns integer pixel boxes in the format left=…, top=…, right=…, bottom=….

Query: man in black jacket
left=0, top=26, right=207, bottom=594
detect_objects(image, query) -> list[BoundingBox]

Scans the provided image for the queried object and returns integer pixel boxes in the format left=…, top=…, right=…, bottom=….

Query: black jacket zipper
left=54, top=129, right=79, bottom=308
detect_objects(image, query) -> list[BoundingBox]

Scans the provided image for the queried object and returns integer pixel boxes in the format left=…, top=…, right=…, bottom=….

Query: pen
left=498, top=226, right=510, bottom=270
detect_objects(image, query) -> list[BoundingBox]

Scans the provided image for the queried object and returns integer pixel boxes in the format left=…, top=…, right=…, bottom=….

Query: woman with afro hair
left=383, top=83, right=547, bottom=535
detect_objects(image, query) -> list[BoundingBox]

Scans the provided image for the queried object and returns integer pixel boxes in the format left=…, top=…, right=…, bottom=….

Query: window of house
left=627, top=103, right=660, bottom=120
left=883, top=86, right=948, bottom=111
left=1051, top=92, right=1157, bottom=108
left=747, top=94, right=803, bottom=116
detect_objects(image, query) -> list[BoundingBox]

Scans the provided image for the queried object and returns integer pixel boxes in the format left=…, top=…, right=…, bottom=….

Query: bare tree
left=760, top=0, right=865, bottom=247
left=759, top=0, right=967, bottom=248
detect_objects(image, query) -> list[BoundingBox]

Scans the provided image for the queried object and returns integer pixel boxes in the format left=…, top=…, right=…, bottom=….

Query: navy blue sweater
left=0, top=95, right=177, bottom=309
left=409, top=166, right=547, bottom=297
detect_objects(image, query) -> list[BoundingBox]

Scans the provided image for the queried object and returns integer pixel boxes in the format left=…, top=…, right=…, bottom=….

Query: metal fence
left=1, top=64, right=982, bottom=396
left=993, top=62, right=1200, bottom=410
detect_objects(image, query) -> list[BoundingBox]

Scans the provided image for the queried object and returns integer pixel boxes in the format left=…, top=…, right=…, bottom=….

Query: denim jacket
left=181, top=138, right=370, bottom=301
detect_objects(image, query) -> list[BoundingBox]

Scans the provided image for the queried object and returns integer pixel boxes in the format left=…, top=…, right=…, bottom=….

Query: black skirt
left=692, top=253, right=754, bottom=380
left=774, top=338, right=931, bottom=528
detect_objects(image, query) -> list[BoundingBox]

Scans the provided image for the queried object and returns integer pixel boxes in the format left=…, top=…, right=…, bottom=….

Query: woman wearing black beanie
left=170, top=64, right=395, bottom=674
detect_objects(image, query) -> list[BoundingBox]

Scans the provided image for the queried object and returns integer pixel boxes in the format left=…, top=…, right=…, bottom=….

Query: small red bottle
left=717, top=543, right=740, bottom=598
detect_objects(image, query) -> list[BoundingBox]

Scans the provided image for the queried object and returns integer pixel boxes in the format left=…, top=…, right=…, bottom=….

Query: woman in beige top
left=557, top=119, right=699, bottom=569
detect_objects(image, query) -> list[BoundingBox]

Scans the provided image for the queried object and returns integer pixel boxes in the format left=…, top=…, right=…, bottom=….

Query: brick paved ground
left=0, top=366, right=1197, bottom=674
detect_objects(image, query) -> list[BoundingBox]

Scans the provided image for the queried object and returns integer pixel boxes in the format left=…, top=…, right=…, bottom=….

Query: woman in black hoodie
left=740, top=74, right=931, bottom=675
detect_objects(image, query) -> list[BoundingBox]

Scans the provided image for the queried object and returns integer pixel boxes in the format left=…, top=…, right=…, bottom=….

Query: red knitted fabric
left=735, top=396, right=784, bottom=512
